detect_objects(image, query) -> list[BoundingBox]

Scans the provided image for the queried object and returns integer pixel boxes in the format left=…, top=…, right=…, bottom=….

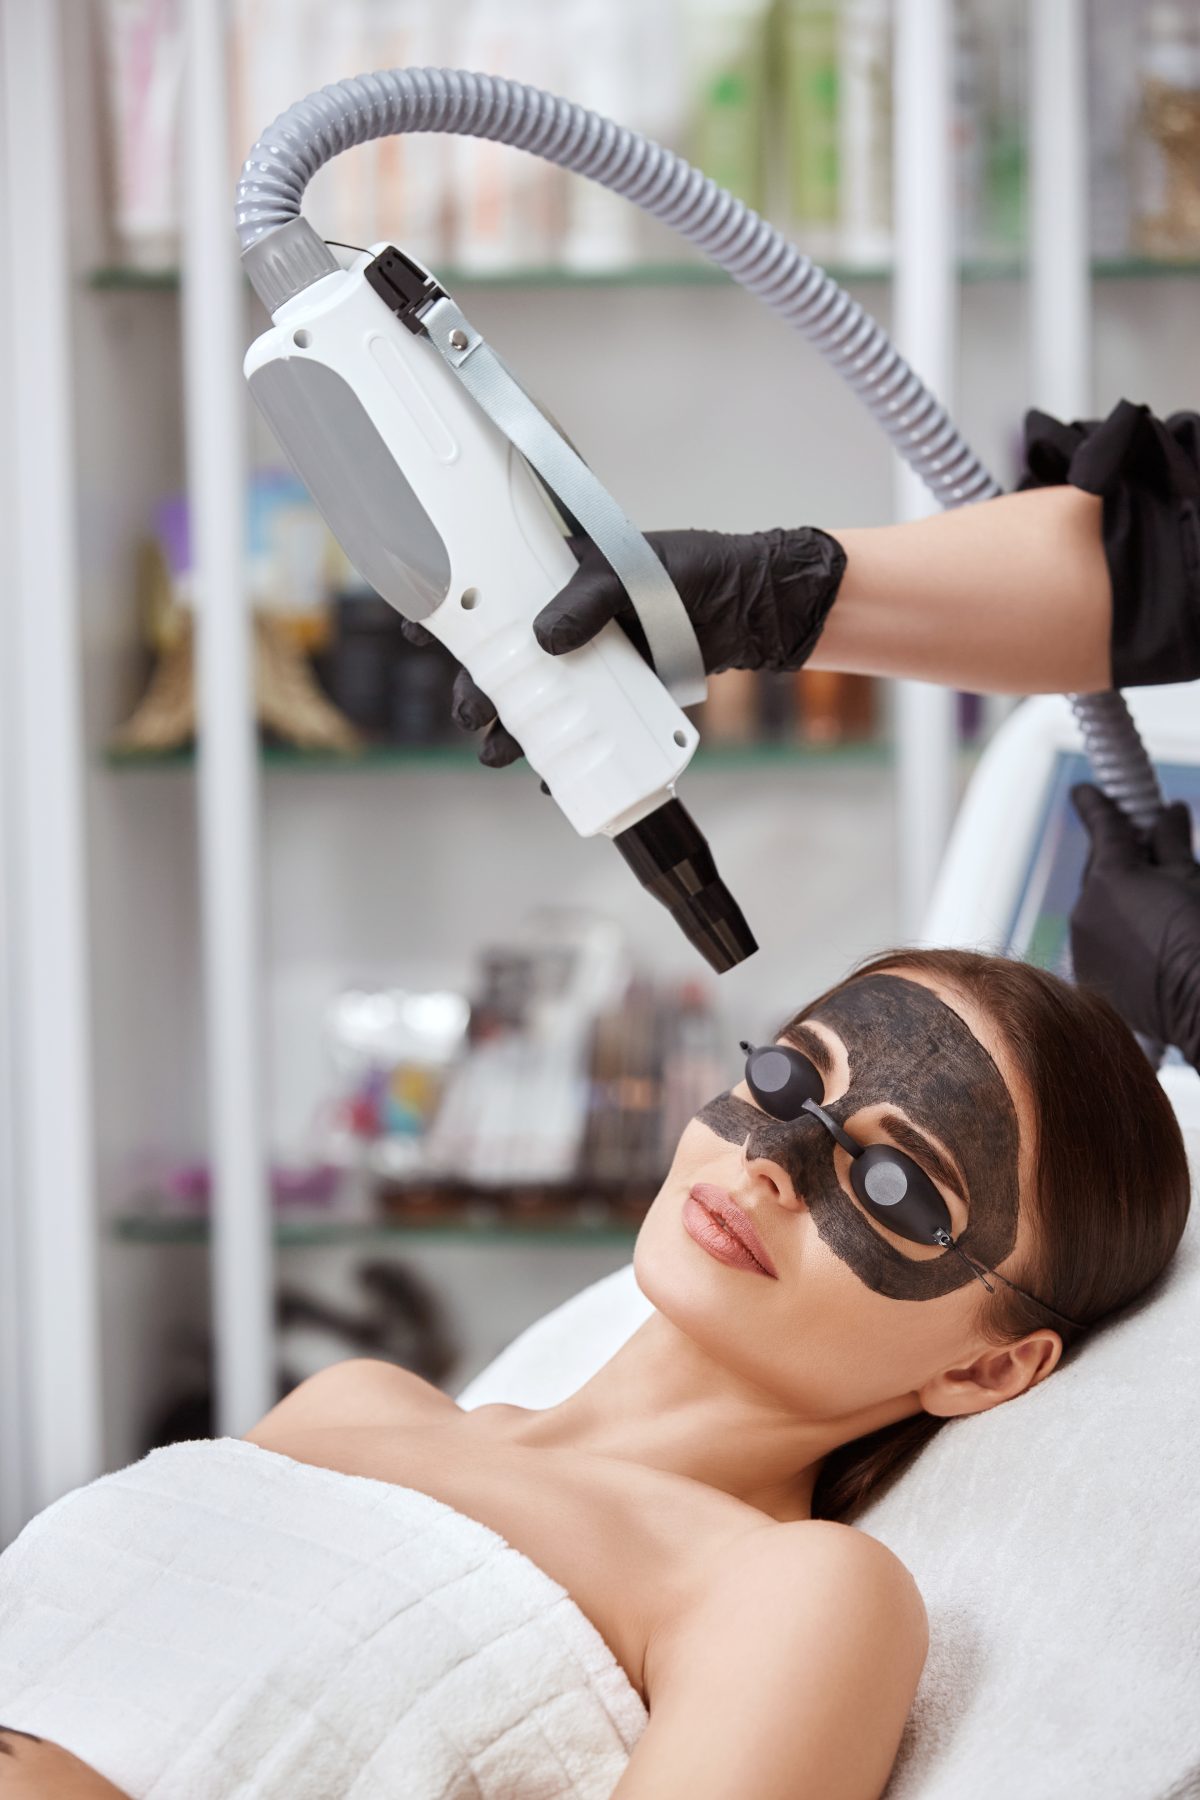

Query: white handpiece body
left=243, top=255, right=699, bottom=838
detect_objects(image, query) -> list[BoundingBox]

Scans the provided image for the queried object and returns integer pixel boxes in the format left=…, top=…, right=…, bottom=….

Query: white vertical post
left=892, top=0, right=959, bottom=937
left=0, top=0, right=103, bottom=1521
left=1029, top=0, right=1091, bottom=419
left=182, top=0, right=274, bottom=1434
left=0, top=0, right=25, bottom=1548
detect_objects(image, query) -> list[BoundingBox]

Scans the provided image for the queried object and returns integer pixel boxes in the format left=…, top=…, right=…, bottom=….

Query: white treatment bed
left=458, top=688, right=1200, bottom=1800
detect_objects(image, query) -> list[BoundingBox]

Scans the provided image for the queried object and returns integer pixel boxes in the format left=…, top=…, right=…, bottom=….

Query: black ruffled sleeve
left=1018, top=398, right=1200, bottom=687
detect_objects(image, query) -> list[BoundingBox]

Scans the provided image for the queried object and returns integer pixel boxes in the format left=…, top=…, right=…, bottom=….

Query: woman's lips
left=685, top=1185, right=778, bottom=1277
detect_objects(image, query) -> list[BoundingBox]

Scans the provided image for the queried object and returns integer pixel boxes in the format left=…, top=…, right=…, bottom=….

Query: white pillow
left=456, top=1211, right=1200, bottom=1800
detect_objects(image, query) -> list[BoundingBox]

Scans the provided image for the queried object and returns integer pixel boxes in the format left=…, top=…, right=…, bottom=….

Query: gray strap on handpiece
left=420, top=294, right=707, bottom=709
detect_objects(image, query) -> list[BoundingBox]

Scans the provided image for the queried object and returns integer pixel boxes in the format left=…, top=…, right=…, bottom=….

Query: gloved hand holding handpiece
left=1070, top=783, right=1200, bottom=1070
left=403, top=525, right=848, bottom=766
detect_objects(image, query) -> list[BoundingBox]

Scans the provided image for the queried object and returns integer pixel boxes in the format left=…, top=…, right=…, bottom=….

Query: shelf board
left=86, top=255, right=1200, bottom=293
left=111, top=1209, right=641, bottom=1247
left=102, top=738, right=892, bottom=773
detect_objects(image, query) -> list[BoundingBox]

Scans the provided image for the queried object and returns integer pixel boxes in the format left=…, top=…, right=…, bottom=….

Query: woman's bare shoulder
left=624, top=1521, right=927, bottom=1798
left=243, top=1357, right=453, bottom=1446
left=647, top=1517, right=926, bottom=1701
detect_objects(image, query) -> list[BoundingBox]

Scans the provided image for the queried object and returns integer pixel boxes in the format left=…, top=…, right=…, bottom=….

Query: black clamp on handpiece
left=364, top=246, right=446, bottom=336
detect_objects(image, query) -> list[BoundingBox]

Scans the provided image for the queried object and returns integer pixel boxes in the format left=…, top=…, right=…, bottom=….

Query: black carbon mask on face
left=695, top=974, right=1021, bottom=1301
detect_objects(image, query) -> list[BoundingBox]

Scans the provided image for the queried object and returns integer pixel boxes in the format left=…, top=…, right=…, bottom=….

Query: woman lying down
left=0, top=948, right=1189, bottom=1800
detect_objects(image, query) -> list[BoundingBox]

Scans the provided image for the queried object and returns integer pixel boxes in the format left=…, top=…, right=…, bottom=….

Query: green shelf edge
left=102, top=739, right=893, bottom=773
left=86, top=256, right=1200, bottom=293
left=111, top=1213, right=641, bottom=1247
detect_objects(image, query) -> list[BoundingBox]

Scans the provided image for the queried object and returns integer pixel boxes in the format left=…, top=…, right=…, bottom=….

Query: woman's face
left=633, top=967, right=1043, bottom=1423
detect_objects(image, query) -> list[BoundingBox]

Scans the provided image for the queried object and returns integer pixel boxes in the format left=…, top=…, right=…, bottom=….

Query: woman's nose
left=740, top=1138, right=805, bottom=1211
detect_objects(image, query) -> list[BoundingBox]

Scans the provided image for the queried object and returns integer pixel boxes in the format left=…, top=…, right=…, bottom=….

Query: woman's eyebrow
left=781, top=1023, right=836, bottom=1077
left=880, top=1112, right=968, bottom=1205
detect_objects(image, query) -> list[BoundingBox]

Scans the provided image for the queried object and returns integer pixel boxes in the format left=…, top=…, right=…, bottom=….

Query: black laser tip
left=613, top=798, right=758, bottom=974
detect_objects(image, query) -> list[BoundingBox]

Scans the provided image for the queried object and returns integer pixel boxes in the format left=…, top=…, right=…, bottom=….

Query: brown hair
left=788, top=948, right=1192, bottom=1525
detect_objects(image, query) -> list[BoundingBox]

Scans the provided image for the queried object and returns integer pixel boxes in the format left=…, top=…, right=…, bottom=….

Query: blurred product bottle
left=235, top=0, right=453, bottom=254
left=637, top=0, right=692, bottom=147
left=952, top=0, right=986, bottom=261
left=325, top=984, right=470, bottom=1194
left=235, top=1, right=367, bottom=244
left=308, top=1, right=374, bottom=247
left=581, top=978, right=664, bottom=1188
left=1134, top=1, right=1200, bottom=259
left=451, top=0, right=564, bottom=271
left=700, top=668, right=760, bottom=744
left=370, top=0, right=452, bottom=264
left=561, top=0, right=642, bottom=270
left=389, top=643, right=456, bottom=745
left=756, top=669, right=797, bottom=741
left=604, top=0, right=694, bottom=266
left=328, top=591, right=406, bottom=735
left=1089, top=0, right=1141, bottom=259
left=327, top=590, right=458, bottom=744
left=248, top=470, right=332, bottom=654
left=101, top=0, right=184, bottom=269
left=682, top=0, right=772, bottom=211
left=793, top=668, right=876, bottom=745
left=978, top=0, right=1026, bottom=259
left=837, top=0, right=892, bottom=266
left=658, top=981, right=724, bottom=1162
left=233, top=0, right=306, bottom=183
left=780, top=0, right=840, bottom=255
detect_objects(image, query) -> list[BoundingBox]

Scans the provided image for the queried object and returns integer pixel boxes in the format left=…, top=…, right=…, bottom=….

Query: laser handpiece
left=242, top=233, right=757, bottom=973
left=237, top=67, right=1168, bottom=991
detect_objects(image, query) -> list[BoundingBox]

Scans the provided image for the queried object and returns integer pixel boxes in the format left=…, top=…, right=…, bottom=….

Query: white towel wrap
left=0, top=1437, right=648, bottom=1799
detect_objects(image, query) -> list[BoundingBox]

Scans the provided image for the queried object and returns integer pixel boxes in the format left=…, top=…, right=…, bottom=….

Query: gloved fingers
left=1070, top=782, right=1147, bottom=870
left=400, top=619, right=435, bottom=648
left=1150, top=799, right=1196, bottom=869
left=533, top=558, right=626, bottom=655
left=478, top=720, right=524, bottom=768
left=451, top=666, right=496, bottom=732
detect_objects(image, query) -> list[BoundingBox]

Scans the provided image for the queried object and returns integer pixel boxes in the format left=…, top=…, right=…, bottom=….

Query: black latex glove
left=1019, top=400, right=1200, bottom=688
left=1070, top=782, right=1200, bottom=1067
left=402, top=525, right=847, bottom=767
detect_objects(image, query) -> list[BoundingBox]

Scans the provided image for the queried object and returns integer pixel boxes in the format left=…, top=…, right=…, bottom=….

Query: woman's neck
left=470, top=1311, right=917, bottom=1524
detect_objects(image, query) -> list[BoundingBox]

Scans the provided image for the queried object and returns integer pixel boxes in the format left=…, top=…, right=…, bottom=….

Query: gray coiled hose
left=234, top=66, right=1164, bottom=831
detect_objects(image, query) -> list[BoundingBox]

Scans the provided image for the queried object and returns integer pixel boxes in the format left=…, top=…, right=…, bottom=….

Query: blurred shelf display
left=102, top=739, right=893, bottom=771
left=96, top=0, right=1200, bottom=286
left=114, top=942, right=732, bottom=1254
left=85, top=257, right=1200, bottom=292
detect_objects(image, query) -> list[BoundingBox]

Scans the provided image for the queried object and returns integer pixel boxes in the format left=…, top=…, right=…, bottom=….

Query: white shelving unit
left=3, top=0, right=1199, bottom=1536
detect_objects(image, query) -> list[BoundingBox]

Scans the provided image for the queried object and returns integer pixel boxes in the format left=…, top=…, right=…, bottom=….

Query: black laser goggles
left=740, top=1041, right=1085, bottom=1332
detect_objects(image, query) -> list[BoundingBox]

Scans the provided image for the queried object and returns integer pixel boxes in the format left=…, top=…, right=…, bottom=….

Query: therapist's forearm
left=808, top=486, right=1110, bottom=693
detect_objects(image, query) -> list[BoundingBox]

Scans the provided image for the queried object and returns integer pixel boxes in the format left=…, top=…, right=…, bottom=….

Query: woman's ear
left=917, top=1331, right=1062, bottom=1419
